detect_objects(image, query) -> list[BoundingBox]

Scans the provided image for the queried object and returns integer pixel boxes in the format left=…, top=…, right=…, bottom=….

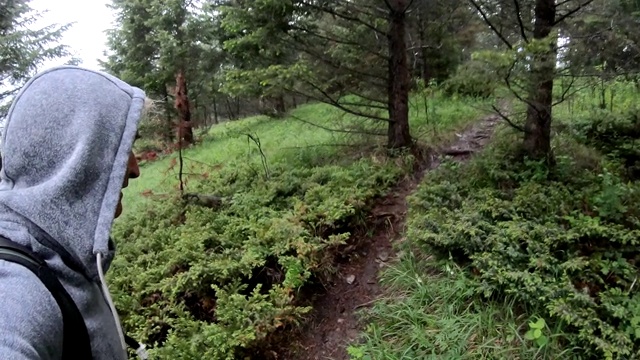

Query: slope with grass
left=108, top=93, right=491, bottom=359
left=354, top=80, right=640, bottom=360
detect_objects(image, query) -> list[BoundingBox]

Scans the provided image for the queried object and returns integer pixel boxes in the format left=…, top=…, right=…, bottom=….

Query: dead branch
left=468, top=0, right=514, bottom=49
left=301, top=1, right=386, bottom=36
left=182, top=193, right=225, bottom=209
left=554, top=0, right=595, bottom=26
left=492, top=104, right=527, bottom=133
left=513, top=0, right=529, bottom=42
left=288, top=113, right=386, bottom=137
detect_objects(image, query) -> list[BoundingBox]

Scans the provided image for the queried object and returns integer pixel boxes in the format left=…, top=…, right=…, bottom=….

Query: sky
left=0, top=1, right=116, bottom=141
left=29, top=0, right=116, bottom=71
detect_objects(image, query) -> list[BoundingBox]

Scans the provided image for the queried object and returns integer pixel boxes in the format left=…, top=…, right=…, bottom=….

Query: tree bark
left=224, top=97, right=236, bottom=120
left=212, top=94, right=219, bottom=124
left=386, top=0, right=412, bottom=149
left=162, top=85, right=174, bottom=142
left=523, top=0, right=556, bottom=159
left=174, top=69, right=194, bottom=146
left=416, top=9, right=432, bottom=85
left=275, top=95, right=286, bottom=115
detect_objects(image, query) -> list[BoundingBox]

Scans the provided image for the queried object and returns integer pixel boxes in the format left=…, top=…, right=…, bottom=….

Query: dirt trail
left=270, top=113, right=500, bottom=360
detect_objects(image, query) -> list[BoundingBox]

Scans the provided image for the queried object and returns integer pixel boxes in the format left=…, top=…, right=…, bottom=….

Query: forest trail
left=265, top=112, right=501, bottom=360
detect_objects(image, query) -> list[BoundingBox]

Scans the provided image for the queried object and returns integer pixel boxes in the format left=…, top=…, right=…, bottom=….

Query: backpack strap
left=0, top=236, right=93, bottom=359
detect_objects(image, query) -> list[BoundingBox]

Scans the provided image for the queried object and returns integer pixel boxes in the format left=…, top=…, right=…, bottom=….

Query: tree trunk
left=387, top=0, right=412, bottom=149
left=275, top=95, right=286, bottom=115
left=203, top=104, right=209, bottom=127
left=174, top=69, right=194, bottom=146
left=416, top=10, right=432, bottom=85
left=212, top=94, right=219, bottom=124
left=224, top=97, right=236, bottom=120
left=194, top=98, right=200, bottom=127
left=162, top=85, right=174, bottom=142
left=523, top=0, right=556, bottom=159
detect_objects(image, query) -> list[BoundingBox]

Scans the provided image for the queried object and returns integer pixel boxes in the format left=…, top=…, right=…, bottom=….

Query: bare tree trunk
left=224, top=97, right=236, bottom=120
left=523, top=0, right=556, bottom=159
left=174, top=69, right=194, bottom=146
left=194, top=98, right=200, bottom=128
left=212, top=94, right=219, bottom=124
left=275, top=95, right=286, bottom=115
left=415, top=9, right=432, bottom=85
left=162, top=85, right=174, bottom=142
left=387, top=0, right=412, bottom=149
left=203, top=104, right=209, bottom=127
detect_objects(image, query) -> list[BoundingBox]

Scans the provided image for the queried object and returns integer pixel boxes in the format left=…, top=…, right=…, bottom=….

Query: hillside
left=353, top=80, right=640, bottom=359
left=4, top=0, right=640, bottom=359
left=109, top=94, right=492, bottom=359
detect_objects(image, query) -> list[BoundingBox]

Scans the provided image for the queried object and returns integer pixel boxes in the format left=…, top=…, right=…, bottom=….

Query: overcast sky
left=30, top=0, right=116, bottom=71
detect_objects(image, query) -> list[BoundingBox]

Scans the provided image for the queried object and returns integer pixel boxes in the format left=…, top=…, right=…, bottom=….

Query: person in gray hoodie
left=0, top=66, right=147, bottom=359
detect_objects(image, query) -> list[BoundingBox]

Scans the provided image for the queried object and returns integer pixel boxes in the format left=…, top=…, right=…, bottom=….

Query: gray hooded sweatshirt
left=0, top=66, right=146, bottom=359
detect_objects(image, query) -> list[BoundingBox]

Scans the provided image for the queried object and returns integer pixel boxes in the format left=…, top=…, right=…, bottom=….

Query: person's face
left=114, top=151, right=140, bottom=218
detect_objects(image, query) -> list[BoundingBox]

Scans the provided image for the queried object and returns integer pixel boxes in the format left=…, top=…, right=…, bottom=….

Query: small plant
left=524, top=317, right=549, bottom=347
left=347, top=345, right=370, bottom=360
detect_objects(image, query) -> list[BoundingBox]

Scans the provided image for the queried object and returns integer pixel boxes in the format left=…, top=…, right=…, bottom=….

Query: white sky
left=29, top=0, right=116, bottom=71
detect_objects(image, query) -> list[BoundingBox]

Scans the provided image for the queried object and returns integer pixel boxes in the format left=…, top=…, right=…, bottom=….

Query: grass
left=118, top=93, right=490, bottom=219
left=350, top=244, right=571, bottom=360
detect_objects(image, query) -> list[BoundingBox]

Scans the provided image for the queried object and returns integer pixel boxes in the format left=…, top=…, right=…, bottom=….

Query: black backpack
left=0, top=236, right=146, bottom=359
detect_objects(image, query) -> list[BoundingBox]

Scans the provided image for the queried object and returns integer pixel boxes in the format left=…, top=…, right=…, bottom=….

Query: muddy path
left=263, top=113, right=500, bottom=360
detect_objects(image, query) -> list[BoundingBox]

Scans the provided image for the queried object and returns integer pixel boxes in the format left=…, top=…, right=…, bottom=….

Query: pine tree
left=0, top=0, right=73, bottom=116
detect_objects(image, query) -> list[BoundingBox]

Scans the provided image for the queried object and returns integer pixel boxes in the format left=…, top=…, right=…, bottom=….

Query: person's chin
left=115, top=193, right=123, bottom=218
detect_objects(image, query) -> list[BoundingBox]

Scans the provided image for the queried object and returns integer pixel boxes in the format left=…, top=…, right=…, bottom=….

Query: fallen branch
left=443, top=148, right=475, bottom=156
left=182, top=193, right=226, bottom=209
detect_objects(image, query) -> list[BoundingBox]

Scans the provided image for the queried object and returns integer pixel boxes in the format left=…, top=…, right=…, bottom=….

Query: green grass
left=109, top=94, right=492, bottom=359
left=554, top=77, right=640, bottom=121
left=119, top=94, right=490, bottom=218
left=349, top=248, right=570, bottom=360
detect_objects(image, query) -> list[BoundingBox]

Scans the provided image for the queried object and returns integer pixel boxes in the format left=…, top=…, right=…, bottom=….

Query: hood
left=0, top=66, right=146, bottom=281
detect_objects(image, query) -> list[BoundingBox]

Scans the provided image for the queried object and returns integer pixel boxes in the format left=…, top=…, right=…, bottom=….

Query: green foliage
left=442, top=58, right=502, bottom=99
left=218, top=0, right=296, bottom=103
left=405, top=129, right=640, bottom=359
left=524, top=317, right=549, bottom=347
left=555, top=78, right=640, bottom=180
left=0, top=0, right=74, bottom=115
left=353, top=249, right=570, bottom=359
left=109, top=97, right=487, bottom=359
left=103, top=0, right=225, bottom=130
left=111, top=147, right=401, bottom=359
left=112, top=162, right=398, bottom=359
left=407, top=0, right=477, bottom=84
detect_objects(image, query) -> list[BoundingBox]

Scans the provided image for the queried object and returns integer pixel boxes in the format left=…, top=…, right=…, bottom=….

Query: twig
left=245, top=133, right=270, bottom=180
left=288, top=113, right=386, bottom=137
left=178, top=140, right=184, bottom=194
left=182, top=157, right=222, bottom=169
left=492, top=104, right=527, bottom=133
left=468, top=0, right=514, bottom=49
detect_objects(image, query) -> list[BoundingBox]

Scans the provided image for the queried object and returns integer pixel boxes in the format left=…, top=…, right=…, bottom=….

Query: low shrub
left=408, top=132, right=640, bottom=359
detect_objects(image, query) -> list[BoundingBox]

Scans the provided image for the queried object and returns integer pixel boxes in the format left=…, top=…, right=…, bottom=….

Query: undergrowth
left=350, top=248, right=572, bottom=359
left=354, top=78, right=640, bottom=360
left=108, top=95, right=490, bottom=359
left=356, top=125, right=640, bottom=359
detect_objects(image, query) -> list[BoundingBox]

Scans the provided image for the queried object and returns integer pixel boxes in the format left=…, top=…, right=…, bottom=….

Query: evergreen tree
left=0, top=0, right=73, bottom=116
